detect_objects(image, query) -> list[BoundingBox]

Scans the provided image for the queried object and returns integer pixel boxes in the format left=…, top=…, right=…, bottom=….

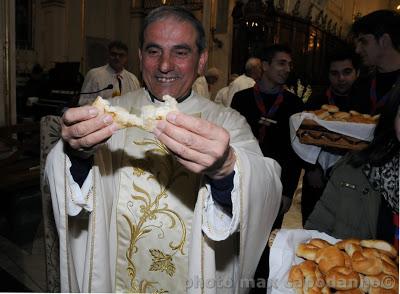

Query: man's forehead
left=330, top=59, right=354, bottom=70
left=273, top=52, right=292, bottom=61
left=110, top=48, right=127, bottom=53
left=354, top=33, right=374, bottom=42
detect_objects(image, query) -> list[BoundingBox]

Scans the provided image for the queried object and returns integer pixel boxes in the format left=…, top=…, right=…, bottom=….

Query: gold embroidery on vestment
left=123, top=138, right=189, bottom=293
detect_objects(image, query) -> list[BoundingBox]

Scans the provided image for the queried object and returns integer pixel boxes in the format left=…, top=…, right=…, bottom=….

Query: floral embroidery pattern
left=123, top=138, right=189, bottom=293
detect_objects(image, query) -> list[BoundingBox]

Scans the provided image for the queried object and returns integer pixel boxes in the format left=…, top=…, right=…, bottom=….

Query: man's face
left=108, top=47, right=128, bottom=73
left=354, top=33, right=382, bottom=67
left=262, top=52, right=292, bottom=86
left=139, top=17, right=207, bottom=99
left=328, top=59, right=358, bottom=95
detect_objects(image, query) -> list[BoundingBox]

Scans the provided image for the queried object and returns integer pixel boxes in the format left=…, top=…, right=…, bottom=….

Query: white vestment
left=226, top=75, right=255, bottom=107
left=214, top=86, right=229, bottom=107
left=45, top=88, right=282, bottom=293
left=79, top=64, right=141, bottom=105
left=192, top=76, right=210, bottom=99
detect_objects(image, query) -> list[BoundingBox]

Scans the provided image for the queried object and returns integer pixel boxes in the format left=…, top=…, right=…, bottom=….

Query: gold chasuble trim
left=123, top=138, right=189, bottom=293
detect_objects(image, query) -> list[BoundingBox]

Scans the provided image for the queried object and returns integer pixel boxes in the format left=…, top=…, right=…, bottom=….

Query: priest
left=45, top=6, right=282, bottom=293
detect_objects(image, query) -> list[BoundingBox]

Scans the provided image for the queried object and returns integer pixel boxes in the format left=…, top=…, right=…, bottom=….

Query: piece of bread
left=315, top=246, right=346, bottom=274
left=333, top=111, right=351, bottom=120
left=360, top=240, right=398, bottom=258
left=313, top=109, right=331, bottom=119
left=325, top=266, right=360, bottom=290
left=321, top=104, right=339, bottom=113
left=92, top=95, right=178, bottom=131
left=296, top=243, right=320, bottom=261
left=349, top=110, right=361, bottom=116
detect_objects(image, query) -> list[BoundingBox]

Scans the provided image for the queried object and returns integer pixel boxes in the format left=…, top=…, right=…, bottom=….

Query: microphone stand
left=69, top=84, right=114, bottom=108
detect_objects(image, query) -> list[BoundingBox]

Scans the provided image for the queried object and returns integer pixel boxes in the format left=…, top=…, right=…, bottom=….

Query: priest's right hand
left=61, top=106, right=119, bottom=151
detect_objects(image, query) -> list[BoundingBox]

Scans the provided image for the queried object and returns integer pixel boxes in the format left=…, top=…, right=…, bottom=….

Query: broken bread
left=92, top=95, right=178, bottom=131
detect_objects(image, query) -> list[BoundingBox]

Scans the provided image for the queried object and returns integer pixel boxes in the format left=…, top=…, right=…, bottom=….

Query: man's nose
left=159, top=53, right=173, bottom=72
left=355, top=43, right=361, bottom=54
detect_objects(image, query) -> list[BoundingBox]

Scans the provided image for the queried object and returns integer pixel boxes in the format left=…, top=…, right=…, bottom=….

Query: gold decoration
left=149, top=249, right=176, bottom=277
left=123, top=138, right=189, bottom=293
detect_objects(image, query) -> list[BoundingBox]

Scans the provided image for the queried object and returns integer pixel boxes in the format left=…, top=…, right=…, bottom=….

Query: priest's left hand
left=153, top=112, right=236, bottom=180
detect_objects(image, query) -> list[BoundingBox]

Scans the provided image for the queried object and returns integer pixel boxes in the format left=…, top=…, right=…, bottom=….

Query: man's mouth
left=156, top=76, right=178, bottom=83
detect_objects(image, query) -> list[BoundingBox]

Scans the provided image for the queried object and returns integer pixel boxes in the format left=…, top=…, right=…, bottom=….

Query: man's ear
left=197, top=50, right=208, bottom=76
left=379, top=33, right=393, bottom=49
left=138, top=49, right=143, bottom=71
left=262, top=60, right=269, bottom=72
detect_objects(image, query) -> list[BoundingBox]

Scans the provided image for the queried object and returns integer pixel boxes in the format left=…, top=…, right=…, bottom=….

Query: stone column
left=0, top=0, right=16, bottom=125
left=39, top=0, right=67, bottom=68
left=129, top=2, right=144, bottom=79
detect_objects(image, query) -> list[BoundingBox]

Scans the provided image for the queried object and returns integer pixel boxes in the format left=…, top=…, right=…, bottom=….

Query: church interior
left=0, top=0, right=398, bottom=291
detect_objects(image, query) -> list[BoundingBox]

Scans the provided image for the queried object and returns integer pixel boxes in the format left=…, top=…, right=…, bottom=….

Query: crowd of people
left=43, top=5, right=399, bottom=293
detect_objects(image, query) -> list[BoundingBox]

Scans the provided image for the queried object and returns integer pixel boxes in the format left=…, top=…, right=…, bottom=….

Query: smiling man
left=230, top=44, right=304, bottom=289
left=231, top=44, right=304, bottom=223
left=45, top=6, right=282, bottom=293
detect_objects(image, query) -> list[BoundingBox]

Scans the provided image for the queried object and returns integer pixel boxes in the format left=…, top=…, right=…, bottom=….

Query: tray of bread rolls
left=296, top=105, right=378, bottom=151
left=289, top=238, right=398, bottom=294
left=268, top=229, right=398, bottom=294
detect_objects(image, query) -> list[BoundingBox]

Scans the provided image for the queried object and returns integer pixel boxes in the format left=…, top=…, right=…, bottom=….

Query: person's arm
left=304, top=168, right=339, bottom=234
left=207, top=171, right=235, bottom=214
left=68, top=153, right=93, bottom=187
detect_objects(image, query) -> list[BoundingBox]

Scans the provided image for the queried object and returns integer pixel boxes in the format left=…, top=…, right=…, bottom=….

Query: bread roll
left=351, top=250, right=383, bottom=275
left=333, top=111, right=351, bottom=120
left=309, top=238, right=332, bottom=249
left=321, top=104, right=339, bottom=113
left=325, top=266, right=360, bottom=290
left=313, top=109, right=331, bottom=119
left=360, top=240, right=398, bottom=258
left=336, top=239, right=361, bottom=250
left=315, top=246, right=346, bottom=274
left=296, top=243, right=320, bottom=261
left=349, top=110, right=361, bottom=116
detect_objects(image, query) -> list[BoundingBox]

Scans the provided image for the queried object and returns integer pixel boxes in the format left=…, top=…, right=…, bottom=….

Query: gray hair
left=139, top=6, right=206, bottom=53
left=245, top=57, right=261, bottom=75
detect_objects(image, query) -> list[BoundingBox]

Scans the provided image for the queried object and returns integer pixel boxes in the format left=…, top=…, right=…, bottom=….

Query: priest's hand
left=153, top=112, right=236, bottom=180
left=61, top=106, right=119, bottom=152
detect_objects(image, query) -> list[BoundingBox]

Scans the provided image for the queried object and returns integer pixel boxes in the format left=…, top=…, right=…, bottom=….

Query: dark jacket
left=305, top=156, right=381, bottom=239
left=231, top=88, right=304, bottom=198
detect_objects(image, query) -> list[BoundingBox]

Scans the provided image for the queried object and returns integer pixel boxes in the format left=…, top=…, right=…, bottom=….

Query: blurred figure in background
left=231, top=44, right=304, bottom=291
left=301, top=49, right=362, bottom=224
left=192, top=67, right=220, bottom=99
left=226, top=57, right=262, bottom=107
left=351, top=9, right=400, bottom=115
left=306, top=49, right=360, bottom=111
left=79, top=40, right=140, bottom=105
left=214, top=73, right=239, bottom=106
